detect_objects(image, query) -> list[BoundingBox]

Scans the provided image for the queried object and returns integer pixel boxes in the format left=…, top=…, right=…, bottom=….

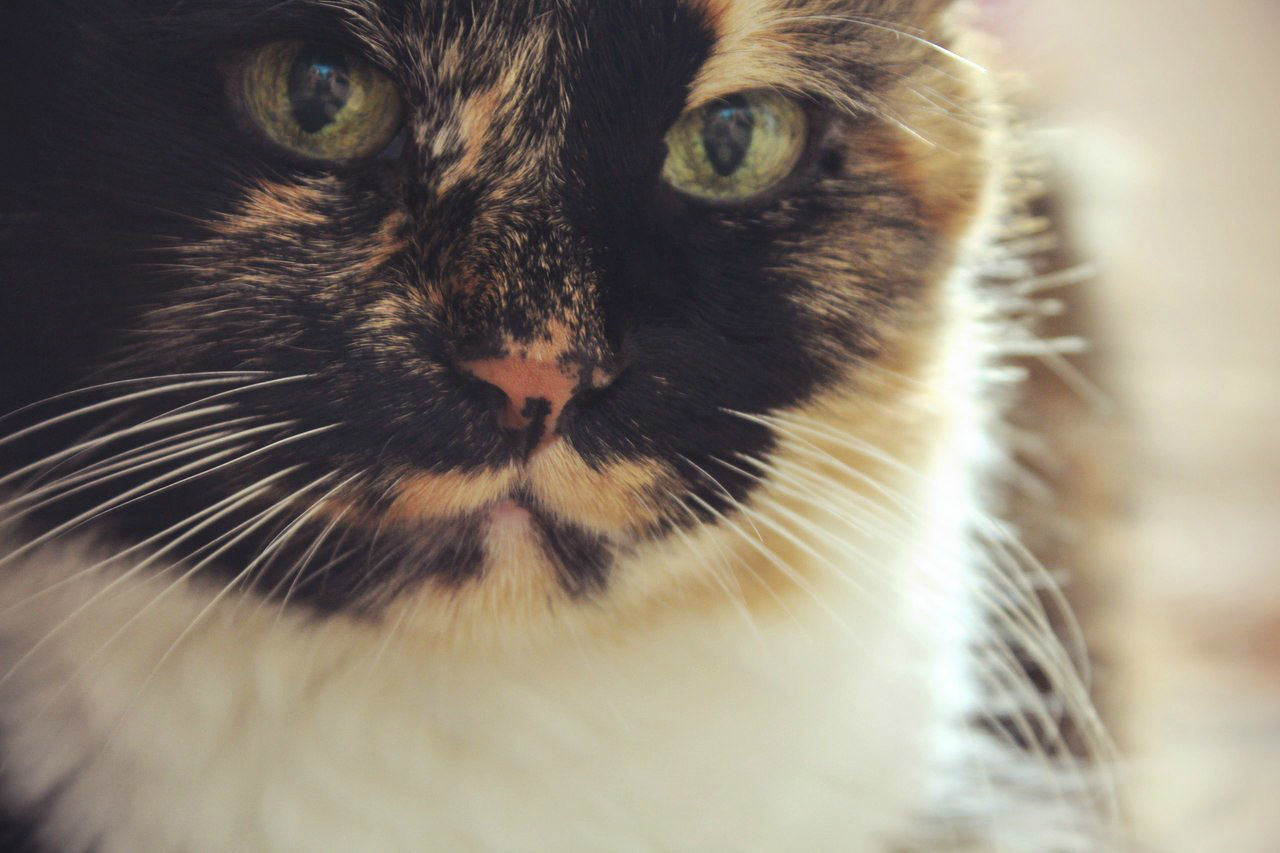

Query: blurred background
left=983, top=1, right=1280, bottom=850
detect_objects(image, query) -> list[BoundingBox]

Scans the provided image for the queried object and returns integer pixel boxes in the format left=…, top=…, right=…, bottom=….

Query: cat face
left=1, top=0, right=987, bottom=626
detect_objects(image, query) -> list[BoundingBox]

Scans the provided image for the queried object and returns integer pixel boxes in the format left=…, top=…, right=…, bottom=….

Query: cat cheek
left=387, top=470, right=520, bottom=522
left=354, top=210, right=413, bottom=277
left=887, top=131, right=989, bottom=239
left=525, top=449, right=677, bottom=535
left=210, top=180, right=332, bottom=236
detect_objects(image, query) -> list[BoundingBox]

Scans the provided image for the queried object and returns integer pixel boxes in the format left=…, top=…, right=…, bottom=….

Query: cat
left=0, top=1, right=1114, bottom=849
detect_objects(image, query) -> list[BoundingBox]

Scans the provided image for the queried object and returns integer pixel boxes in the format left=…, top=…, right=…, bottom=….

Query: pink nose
left=459, top=356, right=581, bottom=451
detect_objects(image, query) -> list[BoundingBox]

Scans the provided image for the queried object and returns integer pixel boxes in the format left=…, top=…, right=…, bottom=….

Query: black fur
left=1, top=0, right=941, bottom=608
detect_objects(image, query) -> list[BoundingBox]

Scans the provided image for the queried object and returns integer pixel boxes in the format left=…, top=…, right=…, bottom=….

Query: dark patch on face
left=513, top=396, right=552, bottom=456
left=254, top=509, right=492, bottom=612
left=529, top=507, right=613, bottom=597
left=201, top=484, right=614, bottom=608
left=1, top=0, right=962, bottom=613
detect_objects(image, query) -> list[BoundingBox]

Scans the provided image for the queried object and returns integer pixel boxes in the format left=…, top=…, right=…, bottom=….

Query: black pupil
left=288, top=47, right=351, bottom=134
left=701, top=96, right=755, bottom=177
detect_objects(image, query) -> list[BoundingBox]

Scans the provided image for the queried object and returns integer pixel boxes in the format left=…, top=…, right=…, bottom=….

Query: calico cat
left=0, top=1, right=1114, bottom=849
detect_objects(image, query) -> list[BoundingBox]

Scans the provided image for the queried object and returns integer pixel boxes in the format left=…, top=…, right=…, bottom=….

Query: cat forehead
left=334, top=0, right=952, bottom=164
left=342, top=0, right=949, bottom=99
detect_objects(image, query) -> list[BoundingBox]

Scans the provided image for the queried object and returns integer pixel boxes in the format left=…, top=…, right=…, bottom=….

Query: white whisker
left=238, top=472, right=362, bottom=612
left=5, top=417, right=260, bottom=502
left=0, top=377, right=265, bottom=451
left=682, top=490, right=854, bottom=637
left=783, top=13, right=987, bottom=74
left=0, top=467, right=303, bottom=619
left=68, top=472, right=337, bottom=769
left=676, top=453, right=765, bottom=545
left=0, top=445, right=252, bottom=570
left=0, top=421, right=278, bottom=521
left=0, top=422, right=335, bottom=569
left=0, top=467, right=303, bottom=689
left=665, top=495, right=764, bottom=644
left=0, top=405, right=242, bottom=489
left=730, top=453, right=1091, bottom=785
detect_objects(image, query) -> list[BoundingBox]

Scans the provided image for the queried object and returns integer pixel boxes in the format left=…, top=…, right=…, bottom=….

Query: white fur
left=0, top=533, right=963, bottom=851
left=0, top=271, right=1088, bottom=851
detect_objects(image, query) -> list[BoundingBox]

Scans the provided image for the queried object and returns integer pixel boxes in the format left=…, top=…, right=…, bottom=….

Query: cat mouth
left=366, top=451, right=661, bottom=599
left=487, top=496, right=535, bottom=524
left=292, top=486, right=613, bottom=605
left=470, top=489, right=615, bottom=595
left=484, top=492, right=555, bottom=532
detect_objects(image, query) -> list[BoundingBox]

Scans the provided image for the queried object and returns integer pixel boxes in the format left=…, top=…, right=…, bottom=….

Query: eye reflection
left=288, top=48, right=352, bottom=134
left=702, top=95, right=756, bottom=177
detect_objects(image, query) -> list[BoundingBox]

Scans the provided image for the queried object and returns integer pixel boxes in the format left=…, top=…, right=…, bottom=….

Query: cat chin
left=382, top=440, right=671, bottom=538
left=0, top=521, right=954, bottom=851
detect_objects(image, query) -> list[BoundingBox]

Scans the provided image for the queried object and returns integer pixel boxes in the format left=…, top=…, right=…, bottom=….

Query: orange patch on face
left=700, top=324, right=949, bottom=613
left=436, top=86, right=501, bottom=196
left=517, top=319, right=576, bottom=362
left=684, top=0, right=827, bottom=109
left=351, top=210, right=410, bottom=276
left=879, top=65, right=990, bottom=240
left=688, top=0, right=730, bottom=31
left=360, top=290, right=430, bottom=335
left=214, top=180, right=330, bottom=234
left=386, top=468, right=517, bottom=522
left=528, top=444, right=673, bottom=535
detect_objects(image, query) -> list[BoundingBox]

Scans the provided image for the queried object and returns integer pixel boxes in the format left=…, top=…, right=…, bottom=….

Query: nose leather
left=460, top=355, right=581, bottom=452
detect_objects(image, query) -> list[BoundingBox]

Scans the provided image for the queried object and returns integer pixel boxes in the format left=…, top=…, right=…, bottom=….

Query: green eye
left=240, top=41, right=403, bottom=161
left=661, top=90, right=807, bottom=201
